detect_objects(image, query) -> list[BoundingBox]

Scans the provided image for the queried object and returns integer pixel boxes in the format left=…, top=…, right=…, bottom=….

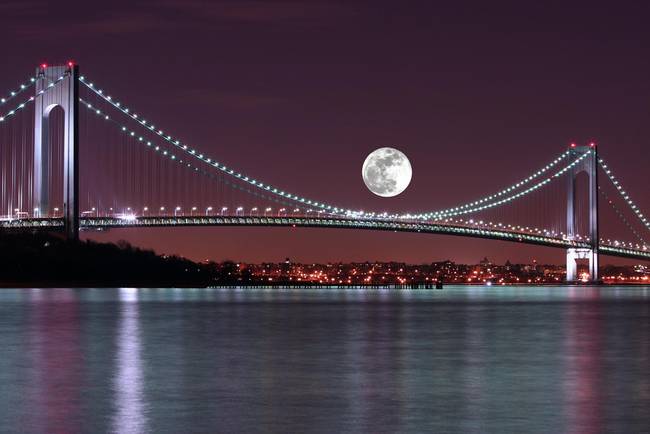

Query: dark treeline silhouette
left=0, top=231, right=245, bottom=287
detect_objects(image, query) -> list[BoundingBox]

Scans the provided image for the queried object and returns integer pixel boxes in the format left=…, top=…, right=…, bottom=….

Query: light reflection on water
left=112, top=288, right=146, bottom=434
left=0, top=286, right=648, bottom=434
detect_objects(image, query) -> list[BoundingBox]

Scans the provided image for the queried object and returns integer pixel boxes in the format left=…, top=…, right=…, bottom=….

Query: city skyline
left=212, top=257, right=650, bottom=285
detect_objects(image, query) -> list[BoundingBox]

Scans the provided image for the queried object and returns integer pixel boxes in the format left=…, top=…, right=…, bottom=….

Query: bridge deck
left=2, top=216, right=648, bottom=261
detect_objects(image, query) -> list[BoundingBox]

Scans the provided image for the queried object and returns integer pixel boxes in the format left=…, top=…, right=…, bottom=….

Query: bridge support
left=566, top=145, right=599, bottom=283
left=34, top=64, right=80, bottom=241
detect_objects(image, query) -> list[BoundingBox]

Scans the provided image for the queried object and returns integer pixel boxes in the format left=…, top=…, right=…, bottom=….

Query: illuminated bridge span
left=2, top=216, right=649, bottom=262
left=1, top=63, right=649, bottom=282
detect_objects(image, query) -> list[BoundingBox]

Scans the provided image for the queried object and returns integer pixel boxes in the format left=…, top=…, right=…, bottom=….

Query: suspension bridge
left=1, top=63, right=648, bottom=282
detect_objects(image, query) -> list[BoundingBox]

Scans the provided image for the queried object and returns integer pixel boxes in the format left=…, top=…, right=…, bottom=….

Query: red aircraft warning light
left=570, top=143, right=577, bottom=148
left=40, top=63, right=48, bottom=69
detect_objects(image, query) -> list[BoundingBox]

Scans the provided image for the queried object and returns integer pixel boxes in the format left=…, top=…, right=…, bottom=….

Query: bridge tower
left=566, top=144, right=599, bottom=283
left=33, top=63, right=80, bottom=241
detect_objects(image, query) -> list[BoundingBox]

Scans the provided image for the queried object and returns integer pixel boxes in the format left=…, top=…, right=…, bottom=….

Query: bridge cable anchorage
left=599, top=158, right=650, bottom=233
left=79, top=75, right=579, bottom=222
left=0, top=75, right=36, bottom=107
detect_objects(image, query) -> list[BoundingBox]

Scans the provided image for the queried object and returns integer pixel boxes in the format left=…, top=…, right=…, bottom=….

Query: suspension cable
left=599, top=157, right=650, bottom=233
left=79, top=97, right=309, bottom=212
left=79, top=75, right=580, bottom=220
left=422, top=151, right=590, bottom=219
left=0, top=76, right=36, bottom=107
left=0, top=74, right=69, bottom=124
left=599, top=186, right=647, bottom=245
left=81, top=95, right=592, bottom=233
left=416, top=151, right=571, bottom=218
left=0, top=96, right=35, bottom=123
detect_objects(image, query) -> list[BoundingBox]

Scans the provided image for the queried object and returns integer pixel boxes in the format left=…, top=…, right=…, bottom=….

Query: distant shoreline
left=2, top=232, right=647, bottom=289
left=2, top=282, right=649, bottom=289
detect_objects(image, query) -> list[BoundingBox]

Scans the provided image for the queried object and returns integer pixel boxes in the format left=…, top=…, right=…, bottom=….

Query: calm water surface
left=0, top=286, right=649, bottom=434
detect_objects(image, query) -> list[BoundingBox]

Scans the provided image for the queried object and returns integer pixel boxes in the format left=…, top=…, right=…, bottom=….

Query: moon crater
left=362, top=147, right=412, bottom=197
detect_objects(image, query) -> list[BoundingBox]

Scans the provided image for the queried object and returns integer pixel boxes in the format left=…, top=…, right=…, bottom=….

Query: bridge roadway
left=1, top=216, right=649, bottom=261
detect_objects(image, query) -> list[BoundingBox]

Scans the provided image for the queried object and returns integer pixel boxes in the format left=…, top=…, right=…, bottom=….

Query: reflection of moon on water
left=362, top=147, right=412, bottom=197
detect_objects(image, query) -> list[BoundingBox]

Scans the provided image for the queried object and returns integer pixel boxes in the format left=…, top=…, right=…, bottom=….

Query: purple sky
left=1, top=0, right=649, bottom=264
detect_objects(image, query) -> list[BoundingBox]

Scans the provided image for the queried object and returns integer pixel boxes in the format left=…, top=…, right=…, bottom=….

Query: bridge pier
left=33, top=63, right=79, bottom=241
left=566, top=144, right=599, bottom=283
left=566, top=248, right=598, bottom=282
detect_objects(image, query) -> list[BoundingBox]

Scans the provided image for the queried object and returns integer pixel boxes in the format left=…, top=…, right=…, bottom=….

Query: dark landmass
left=0, top=232, right=222, bottom=287
left=1, top=232, right=648, bottom=287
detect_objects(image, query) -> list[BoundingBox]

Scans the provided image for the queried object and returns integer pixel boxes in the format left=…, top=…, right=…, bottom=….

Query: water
left=0, top=286, right=649, bottom=434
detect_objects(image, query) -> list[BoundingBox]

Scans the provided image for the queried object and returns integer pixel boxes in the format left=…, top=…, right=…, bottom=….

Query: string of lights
left=417, top=151, right=590, bottom=219
left=0, top=75, right=68, bottom=123
left=0, top=76, right=36, bottom=106
left=79, top=97, right=315, bottom=214
left=416, top=151, right=571, bottom=219
left=79, top=76, right=637, bottom=254
left=80, top=97, right=222, bottom=178
left=3, top=75, right=607, bottom=243
left=0, top=71, right=648, bottom=261
left=599, top=158, right=650, bottom=232
left=598, top=186, right=647, bottom=245
left=82, top=103, right=649, bottom=251
left=79, top=96, right=599, bottom=245
left=80, top=75, right=578, bottom=221
left=79, top=77, right=365, bottom=215
left=0, top=95, right=34, bottom=123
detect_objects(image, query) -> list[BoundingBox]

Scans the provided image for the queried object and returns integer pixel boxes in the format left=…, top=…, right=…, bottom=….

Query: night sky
left=1, top=0, right=648, bottom=264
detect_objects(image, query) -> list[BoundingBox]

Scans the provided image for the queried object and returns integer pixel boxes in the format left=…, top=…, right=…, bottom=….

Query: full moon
left=362, top=147, right=412, bottom=197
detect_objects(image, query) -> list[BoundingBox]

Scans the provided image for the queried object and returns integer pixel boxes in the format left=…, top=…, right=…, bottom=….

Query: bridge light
left=40, top=63, right=48, bottom=69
